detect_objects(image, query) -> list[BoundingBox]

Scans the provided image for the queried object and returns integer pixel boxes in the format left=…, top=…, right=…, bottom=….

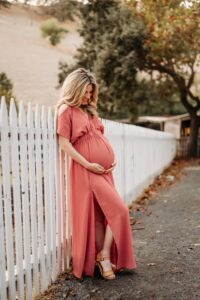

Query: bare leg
left=97, top=224, right=116, bottom=277
left=94, top=199, right=115, bottom=277
left=101, top=224, right=113, bottom=257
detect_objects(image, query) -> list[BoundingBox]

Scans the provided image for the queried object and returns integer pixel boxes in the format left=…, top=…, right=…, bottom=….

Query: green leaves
left=58, top=0, right=145, bottom=120
left=40, top=18, right=68, bottom=46
left=0, top=72, right=15, bottom=109
left=127, top=0, right=200, bottom=156
left=129, top=0, right=200, bottom=71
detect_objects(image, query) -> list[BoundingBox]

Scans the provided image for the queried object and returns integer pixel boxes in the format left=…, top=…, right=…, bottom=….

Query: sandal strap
left=103, top=269, right=115, bottom=277
left=96, top=255, right=110, bottom=262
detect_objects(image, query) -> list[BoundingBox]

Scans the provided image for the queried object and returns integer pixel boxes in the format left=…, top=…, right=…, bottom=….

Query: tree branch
left=145, top=60, right=196, bottom=113
left=187, top=60, right=195, bottom=89
left=188, top=90, right=200, bottom=109
left=146, top=61, right=186, bottom=91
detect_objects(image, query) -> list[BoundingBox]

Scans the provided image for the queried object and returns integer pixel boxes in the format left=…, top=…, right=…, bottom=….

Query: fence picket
left=0, top=166, right=7, bottom=300
left=41, top=106, right=51, bottom=286
left=9, top=99, right=24, bottom=300
left=19, top=102, right=32, bottom=299
left=48, top=108, right=57, bottom=281
left=0, top=97, right=16, bottom=300
left=54, top=109, right=62, bottom=274
left=35, top=105, right=46, bottom=292
left=27, top=102, right=39, bottom=296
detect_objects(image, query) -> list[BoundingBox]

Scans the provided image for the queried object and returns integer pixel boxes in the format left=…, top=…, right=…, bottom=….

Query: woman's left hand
left=104, top=160, right=117, bottom=174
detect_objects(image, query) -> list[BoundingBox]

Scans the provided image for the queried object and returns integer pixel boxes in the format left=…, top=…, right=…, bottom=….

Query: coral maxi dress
left=56, top=105, right=136, bottom=279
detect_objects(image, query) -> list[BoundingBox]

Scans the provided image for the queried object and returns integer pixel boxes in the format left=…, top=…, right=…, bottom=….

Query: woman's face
left=81, top=84, right=93, bottom=105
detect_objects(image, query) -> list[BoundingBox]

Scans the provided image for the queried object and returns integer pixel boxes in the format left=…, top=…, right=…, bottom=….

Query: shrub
left=40, top=18, right=68, bottom=46
left=0, top=72, right=16, bottom=110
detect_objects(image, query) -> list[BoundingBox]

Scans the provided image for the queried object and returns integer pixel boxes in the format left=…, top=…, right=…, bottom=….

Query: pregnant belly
left=75, top=135, right=115, bottom=170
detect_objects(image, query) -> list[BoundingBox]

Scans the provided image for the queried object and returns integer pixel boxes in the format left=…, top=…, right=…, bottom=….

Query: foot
left=96, top=252, right=116, bottom=280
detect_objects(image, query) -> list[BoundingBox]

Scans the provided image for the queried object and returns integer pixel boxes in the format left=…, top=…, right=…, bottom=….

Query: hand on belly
left=86, top=159, right=116, bottom=175
left=93, top=154, right=115, bottom=170
left=104, top=159, right=117, bottom=174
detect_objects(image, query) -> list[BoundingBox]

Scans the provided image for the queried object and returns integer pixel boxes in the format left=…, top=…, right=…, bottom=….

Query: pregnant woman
left=56, top=68, right=136, bottom=280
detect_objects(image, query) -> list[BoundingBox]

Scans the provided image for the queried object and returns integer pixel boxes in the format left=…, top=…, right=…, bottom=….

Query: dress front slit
left=89, top=172, right=135, bottom=272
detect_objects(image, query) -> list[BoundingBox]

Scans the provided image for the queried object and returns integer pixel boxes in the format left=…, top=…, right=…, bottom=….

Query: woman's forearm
left=59, top=136, right=89, bottom=168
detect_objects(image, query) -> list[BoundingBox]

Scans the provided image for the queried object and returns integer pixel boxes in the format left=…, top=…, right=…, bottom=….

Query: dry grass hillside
left=0, top=4, right=82, bottom=110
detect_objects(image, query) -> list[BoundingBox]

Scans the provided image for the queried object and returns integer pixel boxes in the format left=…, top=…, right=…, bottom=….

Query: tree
left=58, top=0, right=146, bottom=120
left=128, top=0, right=200, bottom=157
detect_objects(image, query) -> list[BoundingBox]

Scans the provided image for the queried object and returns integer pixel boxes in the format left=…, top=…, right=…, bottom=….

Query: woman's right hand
left=86, top=162, right=105, bottom=174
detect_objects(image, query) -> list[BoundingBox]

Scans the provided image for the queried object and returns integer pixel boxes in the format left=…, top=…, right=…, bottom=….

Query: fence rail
left=0, top=97, right=176, bottom=300
left=176, top=137, right=200, bottom=157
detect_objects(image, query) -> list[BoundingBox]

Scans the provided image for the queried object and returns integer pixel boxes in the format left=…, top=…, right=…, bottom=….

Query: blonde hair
left=56, top=68, right=98, bottom=116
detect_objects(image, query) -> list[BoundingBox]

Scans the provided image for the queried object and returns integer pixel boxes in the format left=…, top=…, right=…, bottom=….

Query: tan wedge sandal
left=111, top=263, right=117, bottom=274
left=96, top=253, right=116, bottom=280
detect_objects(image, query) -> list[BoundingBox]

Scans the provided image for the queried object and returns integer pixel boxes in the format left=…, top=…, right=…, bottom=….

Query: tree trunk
left=187, top=114, right=200, bottom=157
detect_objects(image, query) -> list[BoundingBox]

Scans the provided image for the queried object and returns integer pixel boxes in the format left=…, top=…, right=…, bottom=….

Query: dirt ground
left=35, top=159, right=200, bottom=300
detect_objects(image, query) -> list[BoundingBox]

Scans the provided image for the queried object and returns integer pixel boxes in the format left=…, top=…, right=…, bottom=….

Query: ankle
left=99, top=249, right=110, bottom=258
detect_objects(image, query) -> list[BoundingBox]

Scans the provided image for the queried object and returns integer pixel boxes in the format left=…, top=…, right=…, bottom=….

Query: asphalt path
left=36, top=163, right=200, bottom=300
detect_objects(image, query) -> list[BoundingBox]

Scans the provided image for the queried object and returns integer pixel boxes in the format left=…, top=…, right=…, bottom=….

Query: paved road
left=36, top=164, right=200, bottom=300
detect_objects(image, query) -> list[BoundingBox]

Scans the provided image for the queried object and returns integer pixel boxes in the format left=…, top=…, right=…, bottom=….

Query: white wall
left=164, top=119, right=181, bottom=139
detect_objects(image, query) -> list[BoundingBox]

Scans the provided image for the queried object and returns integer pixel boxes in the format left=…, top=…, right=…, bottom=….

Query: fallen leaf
left=131, top=158, right=189, bottom=208
left=147, top=263, right=157, bottom=266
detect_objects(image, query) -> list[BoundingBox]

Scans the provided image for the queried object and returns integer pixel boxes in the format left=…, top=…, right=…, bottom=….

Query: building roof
left=136, top=113, right=190, bottom=124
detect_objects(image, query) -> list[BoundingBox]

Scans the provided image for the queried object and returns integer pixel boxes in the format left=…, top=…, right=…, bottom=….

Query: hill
left=0, top=4, right=82, bottom=109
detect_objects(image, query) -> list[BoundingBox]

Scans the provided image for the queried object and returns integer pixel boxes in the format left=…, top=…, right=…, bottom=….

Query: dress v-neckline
left=77, top=107, right=90, bottom=119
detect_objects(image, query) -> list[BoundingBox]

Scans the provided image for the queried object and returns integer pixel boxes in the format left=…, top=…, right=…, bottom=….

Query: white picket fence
left=105, top=119, right=176, bottom=204
left=0, top=97, right=176, bottom=300
left=0, top=97, right=71, bottom=300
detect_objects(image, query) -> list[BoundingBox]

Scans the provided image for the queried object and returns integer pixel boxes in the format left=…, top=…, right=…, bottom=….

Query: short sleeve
left=97, top=117, right=104, bottom=134
left=100, top=122, right=104, bottom=134
left=56, top=107, right=72, bottom=140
